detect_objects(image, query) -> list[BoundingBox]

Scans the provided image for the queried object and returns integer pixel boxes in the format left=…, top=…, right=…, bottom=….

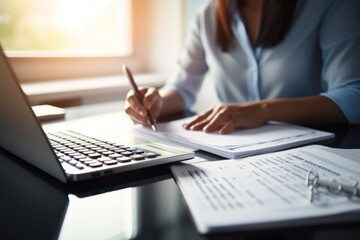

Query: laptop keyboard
left=47, top=131, right=161, bottom=171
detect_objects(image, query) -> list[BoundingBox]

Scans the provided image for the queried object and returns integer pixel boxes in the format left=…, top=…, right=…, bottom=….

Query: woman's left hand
left=183, top=102, right=267, bottom=134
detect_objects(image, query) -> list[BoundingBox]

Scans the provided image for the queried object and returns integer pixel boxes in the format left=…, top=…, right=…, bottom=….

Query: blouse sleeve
left=163, top=5, right=210, bottom=110
left=319, top=0, right=360, bottom=124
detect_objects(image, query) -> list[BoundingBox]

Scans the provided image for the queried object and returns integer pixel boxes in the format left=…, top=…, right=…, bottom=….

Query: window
left=0, top=0, right=132, bottom=56
left=0, top=0, right=135, bottom=83
left=0, top=0, right=186, bottom=106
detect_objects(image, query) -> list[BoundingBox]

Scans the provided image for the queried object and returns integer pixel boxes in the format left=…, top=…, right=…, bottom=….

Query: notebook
left=0, top=45, right=194, bottom=183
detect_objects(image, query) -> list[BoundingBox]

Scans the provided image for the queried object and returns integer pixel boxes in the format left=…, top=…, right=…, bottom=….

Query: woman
left=125, top=0, right=360, bottom=134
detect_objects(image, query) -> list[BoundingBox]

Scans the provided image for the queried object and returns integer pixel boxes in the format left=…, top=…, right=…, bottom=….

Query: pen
left=122, top=65, right=157, bottom=132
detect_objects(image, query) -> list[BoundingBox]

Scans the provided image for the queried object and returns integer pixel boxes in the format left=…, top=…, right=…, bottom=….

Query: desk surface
left=1, top=101, right=360, bottom=240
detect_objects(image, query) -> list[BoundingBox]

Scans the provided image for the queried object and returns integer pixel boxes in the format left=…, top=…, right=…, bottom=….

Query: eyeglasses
left=306, top=170, right=360, bottom=203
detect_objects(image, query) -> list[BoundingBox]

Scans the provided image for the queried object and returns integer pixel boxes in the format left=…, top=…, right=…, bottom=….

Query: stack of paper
left=135, top=117, right=334, bottom=158
left=171, top=145, right=360, bottom=233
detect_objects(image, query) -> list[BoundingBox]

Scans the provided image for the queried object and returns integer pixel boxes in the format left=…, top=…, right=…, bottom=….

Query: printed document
left=135, top=117, right=334, bottom=158
left=171, top=145, right=360, bottom=233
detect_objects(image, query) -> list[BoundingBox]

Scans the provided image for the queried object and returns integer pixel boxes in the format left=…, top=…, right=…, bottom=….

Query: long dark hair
left=216, top=0, right=297, bottom=51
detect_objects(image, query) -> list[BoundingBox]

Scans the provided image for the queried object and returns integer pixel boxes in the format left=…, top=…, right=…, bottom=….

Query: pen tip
left=151, top=125, right=157, bottom=132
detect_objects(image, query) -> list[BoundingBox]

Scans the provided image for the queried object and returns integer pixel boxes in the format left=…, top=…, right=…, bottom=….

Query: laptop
left=0, top=45, right=194, bottom=183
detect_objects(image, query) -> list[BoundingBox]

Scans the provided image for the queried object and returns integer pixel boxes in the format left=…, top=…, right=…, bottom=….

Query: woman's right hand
left=124, top=87, right=164, bottom=126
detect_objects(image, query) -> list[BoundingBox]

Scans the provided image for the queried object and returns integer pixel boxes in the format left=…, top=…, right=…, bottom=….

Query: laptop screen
left=0, top=45, right=67, bottom=182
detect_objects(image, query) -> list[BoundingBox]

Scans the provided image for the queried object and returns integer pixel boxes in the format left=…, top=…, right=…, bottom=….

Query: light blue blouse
left=165, top=0, right=360, bottom=124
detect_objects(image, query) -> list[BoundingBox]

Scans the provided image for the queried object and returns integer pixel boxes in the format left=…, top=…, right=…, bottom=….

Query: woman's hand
left=124, top=87, right=163, bottom=126
left=183, top=96, right=348, bottom=134
left=183, top=102, right=267, bottom=134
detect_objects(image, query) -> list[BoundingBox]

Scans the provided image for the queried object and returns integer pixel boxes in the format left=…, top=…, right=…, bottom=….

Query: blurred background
left=0, top=0, right=212, bottom=109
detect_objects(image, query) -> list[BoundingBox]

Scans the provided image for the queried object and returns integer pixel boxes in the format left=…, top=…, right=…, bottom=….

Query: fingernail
left=140, top=110, right=145, bottom=117
left=190, top=126, right=197, bottom=130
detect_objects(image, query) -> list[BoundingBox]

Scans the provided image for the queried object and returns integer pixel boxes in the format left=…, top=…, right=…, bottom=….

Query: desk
left=1, top=101, right=360, bottom=240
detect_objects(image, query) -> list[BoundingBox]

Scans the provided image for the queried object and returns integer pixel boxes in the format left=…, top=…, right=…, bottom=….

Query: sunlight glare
left=0, top=0, right=132, bottom=55
left=53, top=0, right=94, bottom=37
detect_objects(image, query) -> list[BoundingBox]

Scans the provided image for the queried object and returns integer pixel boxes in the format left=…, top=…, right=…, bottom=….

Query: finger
left=126, top=90, right=148, bottom=117
left=143, top=88, right=163, bottom=119
left=189, top=121, right=209, bottom=131
left=188, top=107, right=225, bottom=131
left=183, top=109, right=213, bottom=130
left=218, top=121, right=235, bottom=134
left=184, top=109, right=217, bottom=130
left=124, top=97, right=147, bottom=124
left=203, top=108, right=230, bottom=133
left=125, top=107, right=149, bottom=126
left=143, top=88, right=158, bottom=108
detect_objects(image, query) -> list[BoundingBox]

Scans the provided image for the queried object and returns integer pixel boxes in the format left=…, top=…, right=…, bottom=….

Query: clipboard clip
left=306, top=170, right=360, bottom=203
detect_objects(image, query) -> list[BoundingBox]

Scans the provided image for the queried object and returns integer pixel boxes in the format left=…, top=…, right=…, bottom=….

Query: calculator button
left=73, top=155, right=87, bottom=160
left=84, top=160, right=99, bottom=165
left=88, top=153, right=101, bottom=159
left=144, top=152, right=158, bottom=158
left=133, top=149, right=144, bottom=154
left=109, top=153, right=123, bottom=159
left=89, top=162, right=103, bottom=168
left=104, top=160, right=118, bottom=165
left=121, top=151, right=133, bottom=157
left=131, top=154, right=145, bottom=161
left=102, top=151, right=114, bottom=156
left=68, top=160, right=78, bottom=166
left=60, top=156, right=72, bottom=162
left=117, top=156, right=132, bottom=163
left=75, top=163, right=84, bottom=170
left=97, top=157, right=112, bottom=162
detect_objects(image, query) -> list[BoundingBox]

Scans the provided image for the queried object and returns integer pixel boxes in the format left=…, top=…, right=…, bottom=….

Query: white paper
left=135, top=117, right=334, bottom=158
left=171, top=145, right=360, bottom=233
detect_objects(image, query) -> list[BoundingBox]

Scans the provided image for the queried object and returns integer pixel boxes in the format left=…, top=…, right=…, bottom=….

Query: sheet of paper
left=171, top=145, right=360, bottom=233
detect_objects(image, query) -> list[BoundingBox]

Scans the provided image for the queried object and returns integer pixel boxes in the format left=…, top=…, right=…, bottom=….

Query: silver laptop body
left=0, top=45, right=194, bottom=182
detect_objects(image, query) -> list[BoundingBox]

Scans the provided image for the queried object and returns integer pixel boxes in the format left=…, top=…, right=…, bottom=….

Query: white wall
left=135, top=0, right=186, bottom=73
